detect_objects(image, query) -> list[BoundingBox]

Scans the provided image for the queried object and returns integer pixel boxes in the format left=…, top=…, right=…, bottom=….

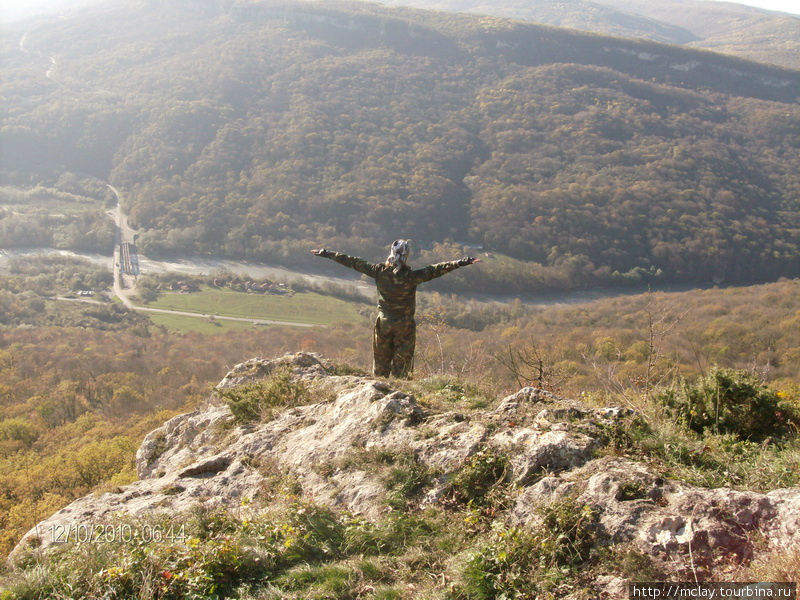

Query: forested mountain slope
left=2, top=0, right=800, bottom=291
left=372, top=0, right=800, bottom=69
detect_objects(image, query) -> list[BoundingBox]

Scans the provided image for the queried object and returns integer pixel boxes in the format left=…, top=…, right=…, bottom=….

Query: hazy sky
left=1, top=0, right=797, bottom=23
left=708, top=0, right=799, bottom=14
left=0, top=0, right=101, bottom=24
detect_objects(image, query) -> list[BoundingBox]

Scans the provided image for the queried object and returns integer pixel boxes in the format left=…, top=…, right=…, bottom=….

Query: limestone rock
left=10, top=353, right=800, bottom=579
left=512, top=456, right=800, bottom=576
left=136, top=404, right=233, bottom=479
left=11, top=353, right=458, bottom=560
left=496, top=428, right=601, bottom=485
left=215, top=352, right=329, bottom=390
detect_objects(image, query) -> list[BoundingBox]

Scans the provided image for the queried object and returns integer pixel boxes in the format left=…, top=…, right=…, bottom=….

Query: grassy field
left=141, top=287, right=367, bottom=328
left=0, top=186, right=106, bottom=213
left=145, top=312, right=262, bottom=334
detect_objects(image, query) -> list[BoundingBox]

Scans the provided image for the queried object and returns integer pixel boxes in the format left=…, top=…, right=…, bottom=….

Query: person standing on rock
left=312, top=240, right=479, bottom=378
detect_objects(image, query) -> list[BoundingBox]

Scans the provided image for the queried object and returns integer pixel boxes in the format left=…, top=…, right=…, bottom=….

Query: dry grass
left=732, top=547, right=800, bottom=583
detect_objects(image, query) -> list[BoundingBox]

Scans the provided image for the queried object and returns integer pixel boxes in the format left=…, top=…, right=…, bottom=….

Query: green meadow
left=144, top=312, right=261, bottom=334
left=140, top=287, right=366, bottom=329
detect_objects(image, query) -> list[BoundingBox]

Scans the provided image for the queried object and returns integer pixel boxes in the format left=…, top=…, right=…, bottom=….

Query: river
left=0, top=246, right=703, bottom=309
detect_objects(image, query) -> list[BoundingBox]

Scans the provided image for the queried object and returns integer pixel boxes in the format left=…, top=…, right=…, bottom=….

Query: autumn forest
left=1, top=0, right=800, bottom=584
left=3, top=0, right=800, bottom=290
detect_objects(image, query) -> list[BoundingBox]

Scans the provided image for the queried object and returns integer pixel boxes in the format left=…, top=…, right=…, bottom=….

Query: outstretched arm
left=413, top=256, right=480, bottom=283
left=311, top=248, right=379, bottom=279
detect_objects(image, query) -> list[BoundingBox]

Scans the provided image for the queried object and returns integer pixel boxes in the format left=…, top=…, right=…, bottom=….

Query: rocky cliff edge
left=9, top=353, right=800, bottom=584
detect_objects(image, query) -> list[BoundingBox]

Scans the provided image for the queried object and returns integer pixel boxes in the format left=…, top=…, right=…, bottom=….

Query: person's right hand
left=311, top=248, right=325, bottom=256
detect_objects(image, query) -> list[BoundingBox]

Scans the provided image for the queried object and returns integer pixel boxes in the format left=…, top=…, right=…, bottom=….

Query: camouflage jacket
left=319, top=251, right=464, bottom=321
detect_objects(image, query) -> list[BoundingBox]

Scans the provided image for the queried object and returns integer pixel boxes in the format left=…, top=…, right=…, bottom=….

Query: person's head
left=386, top=239, right=410, bottom=270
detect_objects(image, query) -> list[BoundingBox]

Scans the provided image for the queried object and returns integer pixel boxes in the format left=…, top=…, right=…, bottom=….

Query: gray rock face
left=10, top=352, right=800, bottom=578
left=512, top=456, right=800, bottom=576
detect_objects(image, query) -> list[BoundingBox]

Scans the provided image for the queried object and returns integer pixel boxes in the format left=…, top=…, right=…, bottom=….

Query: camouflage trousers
left=373, top=316, right=415, bottom=378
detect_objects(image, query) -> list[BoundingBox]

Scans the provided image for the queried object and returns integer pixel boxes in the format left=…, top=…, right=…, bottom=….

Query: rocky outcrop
left=512, top=456, right=796, bottom=577
left=10, top=352, right=800, bottom=577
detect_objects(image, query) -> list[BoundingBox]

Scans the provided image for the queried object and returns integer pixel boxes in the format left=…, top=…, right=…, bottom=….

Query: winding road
left=105, top=186, right=315, bottom=328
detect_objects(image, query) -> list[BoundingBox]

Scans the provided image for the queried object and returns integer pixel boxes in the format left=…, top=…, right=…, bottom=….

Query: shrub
left=2, top=521, right=266, bottom=600
left=449, top=449, right=509, bottom=507
left=460, top=497, right=600, bottom=599
left=188, top=505, right=241, bottom=540
left=537, top=497, right=601, bottom=567
left=219, top=367, right=309, bottom=423
left=630, top=423, right=800, bottom=491
left=657, top=368, right=798, bottom=442
left=462, top=525, right=542, bottom=600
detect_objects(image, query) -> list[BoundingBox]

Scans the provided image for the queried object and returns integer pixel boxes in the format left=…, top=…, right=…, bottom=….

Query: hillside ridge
left=4, top=0, right=800, bottom=292
left=373, top=0, right=800, bottom=69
